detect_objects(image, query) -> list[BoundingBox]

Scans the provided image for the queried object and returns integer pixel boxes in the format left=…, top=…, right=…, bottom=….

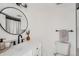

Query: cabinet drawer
left=33, top=47, right=41, bottom=56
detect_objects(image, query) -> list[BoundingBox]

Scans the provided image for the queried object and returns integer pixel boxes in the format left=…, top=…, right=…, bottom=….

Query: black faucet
left=18, top=34, right=22, bottom=44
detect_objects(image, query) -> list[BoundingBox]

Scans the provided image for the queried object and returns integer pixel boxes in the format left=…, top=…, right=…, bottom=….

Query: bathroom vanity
left=0, top=6, right=42, bottom=56
left=0, top=7, right=41, bottom=56
left=0, top=41, right=41, bottom=56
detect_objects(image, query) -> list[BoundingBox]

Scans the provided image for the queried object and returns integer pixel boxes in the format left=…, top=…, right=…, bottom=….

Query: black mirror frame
left=0, top=7, right=28, bottom=35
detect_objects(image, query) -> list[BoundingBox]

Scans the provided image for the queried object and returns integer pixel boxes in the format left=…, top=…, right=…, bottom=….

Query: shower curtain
left=6, top=19, right=21, bottom=34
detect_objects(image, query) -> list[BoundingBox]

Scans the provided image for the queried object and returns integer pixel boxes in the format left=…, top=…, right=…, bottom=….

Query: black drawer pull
left=37, top=55, right=38, bottom=56
left=36, top=48, right=38, bottom=50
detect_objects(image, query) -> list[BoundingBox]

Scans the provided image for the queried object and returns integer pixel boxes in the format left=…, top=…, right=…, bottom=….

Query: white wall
left=0, top=3, right=76, bottom=56
left=77, top=10, right=79, bottom=48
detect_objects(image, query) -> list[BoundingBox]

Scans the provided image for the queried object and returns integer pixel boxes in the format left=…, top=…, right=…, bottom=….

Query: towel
left=59, top=29, right=69, bottom=42
left=55, top=41, right=70, bottom=55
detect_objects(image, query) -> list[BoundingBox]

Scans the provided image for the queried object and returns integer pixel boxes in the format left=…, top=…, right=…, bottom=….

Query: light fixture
left=56, top=3, right=63, bottom=5
left=76, top=3, right=79, bottom=9
left=16, top=3, right=27, bottom=8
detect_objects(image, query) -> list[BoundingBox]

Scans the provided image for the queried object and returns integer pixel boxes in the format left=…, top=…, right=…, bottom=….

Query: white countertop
left=0, top=42, right=34, bottom=56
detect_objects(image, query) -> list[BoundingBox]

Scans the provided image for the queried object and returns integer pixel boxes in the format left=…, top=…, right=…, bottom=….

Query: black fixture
left=56, top=29, right=74, bottom=32
left=13, top=41, right=16, bottom=45
left=0, top=38, right=3, bottom=42
left=21, top=39, right=24, bottom=42
left=18, top=35, right=22, bottom=44
left=16, top=3, right=21, bottom=6
left=16, top=3, right=27, bottom=8
left=76, top=3, right=79, bottom=9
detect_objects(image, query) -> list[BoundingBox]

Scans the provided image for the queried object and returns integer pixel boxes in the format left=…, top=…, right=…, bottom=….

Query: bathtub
left=0, top=41, right=41, bottom=56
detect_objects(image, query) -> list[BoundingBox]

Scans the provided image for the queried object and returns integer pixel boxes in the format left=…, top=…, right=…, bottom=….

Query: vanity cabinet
left=32, top=44, right=41, bottom=56
left=0, top=42, right=41, bottom=56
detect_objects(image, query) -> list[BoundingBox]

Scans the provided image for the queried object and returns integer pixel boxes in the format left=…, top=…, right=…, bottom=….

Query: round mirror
left=0, top=7, right=28, bottom=35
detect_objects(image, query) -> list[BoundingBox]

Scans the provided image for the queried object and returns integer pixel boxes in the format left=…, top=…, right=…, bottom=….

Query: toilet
left=54, top=41, right=71, bottom=56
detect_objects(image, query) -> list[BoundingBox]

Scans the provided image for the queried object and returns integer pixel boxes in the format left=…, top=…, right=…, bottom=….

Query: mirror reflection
left=0, top=7, right=28, bottom=35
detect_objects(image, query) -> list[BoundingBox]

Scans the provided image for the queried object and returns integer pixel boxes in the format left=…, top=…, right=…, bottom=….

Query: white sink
left=0, top=42, right=33, bottom=56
